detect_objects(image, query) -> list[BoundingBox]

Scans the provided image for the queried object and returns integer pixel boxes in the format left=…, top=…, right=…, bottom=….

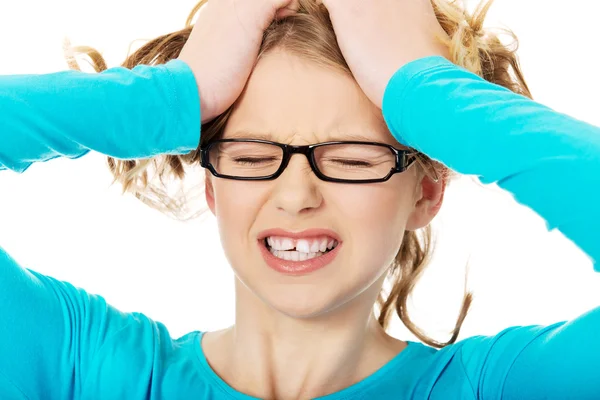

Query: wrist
left=200, top=96, right=217, bottom=124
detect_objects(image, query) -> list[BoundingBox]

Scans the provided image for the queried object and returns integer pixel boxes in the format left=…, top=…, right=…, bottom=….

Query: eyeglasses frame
left=200, top=139, right=423, bottom=184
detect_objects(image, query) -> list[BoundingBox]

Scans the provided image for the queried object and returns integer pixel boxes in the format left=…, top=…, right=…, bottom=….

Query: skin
left=178, top=0, right=447, bottom=120
left=320, top=0, right=449, bottom=107
left=202, top=50, right=446, bottom=399
left=178, top=0, right=306, bottom=123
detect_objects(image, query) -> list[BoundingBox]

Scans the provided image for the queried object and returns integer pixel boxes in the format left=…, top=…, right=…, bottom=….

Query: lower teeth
left=266, top=241, right=332, bottom=261
left=271, top=249, right=322, bottom=261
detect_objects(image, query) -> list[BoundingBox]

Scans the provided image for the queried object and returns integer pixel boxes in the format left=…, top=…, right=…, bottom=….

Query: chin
left=230, top=252, right=388, bottom=321
left=259, top=284, right=356, bottom=320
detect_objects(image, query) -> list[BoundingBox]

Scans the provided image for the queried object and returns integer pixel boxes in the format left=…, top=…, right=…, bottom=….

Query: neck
left=202, top=277, right=406, bottom=399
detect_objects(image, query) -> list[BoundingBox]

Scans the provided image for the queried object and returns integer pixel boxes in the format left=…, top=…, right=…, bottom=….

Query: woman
left=1, top=0, right=599, bottom=398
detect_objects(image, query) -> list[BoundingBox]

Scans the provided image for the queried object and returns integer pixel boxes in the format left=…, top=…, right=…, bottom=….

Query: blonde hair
left=67, top=0, right=530, bottom=348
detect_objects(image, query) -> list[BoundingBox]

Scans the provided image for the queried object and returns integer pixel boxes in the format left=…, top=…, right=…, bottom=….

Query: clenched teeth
left=266, top=236, right=338, bottom=253
left=265, top=236, right=338, bottom=261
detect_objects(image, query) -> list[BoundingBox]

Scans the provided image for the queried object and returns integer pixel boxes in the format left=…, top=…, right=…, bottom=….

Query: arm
left=382, top=56, right=600, bottom=398
left=0, top=60, right=201, bottom=397
left=453, top=313, right=600, bottom=399
left=0, top=247, right=136, bottom=398
left=0, top=59, right=200, bottom=173
left=383, top=56, right=600, bottom=269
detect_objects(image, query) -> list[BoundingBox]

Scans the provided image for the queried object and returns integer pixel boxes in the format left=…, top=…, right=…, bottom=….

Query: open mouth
left=263, top=236, right=339, bottom=261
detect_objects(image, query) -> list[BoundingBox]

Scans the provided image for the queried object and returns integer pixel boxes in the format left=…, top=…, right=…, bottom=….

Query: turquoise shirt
left=1, top=56, right=599, bottom=399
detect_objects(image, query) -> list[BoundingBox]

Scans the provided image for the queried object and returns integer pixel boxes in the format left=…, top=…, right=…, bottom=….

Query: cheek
left=337, top=179, right=415, bottom=233
left=213, top=181, right=266, bottom=255
left=331, top=178, right=416, bottom=268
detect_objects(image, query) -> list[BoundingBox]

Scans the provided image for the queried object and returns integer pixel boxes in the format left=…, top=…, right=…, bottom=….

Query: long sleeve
left=0, top=59, right=201, bottom=173
left=0, top=61, right=202, bottom=397
left=382, top=56, right=600, bottom=398
left=383, top=56, right=600, bottom=270
left=0, top=249, right=134, bottom=398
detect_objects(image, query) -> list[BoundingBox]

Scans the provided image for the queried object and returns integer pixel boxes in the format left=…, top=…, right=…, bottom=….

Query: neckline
left=192, top=331, right=420, bottom=399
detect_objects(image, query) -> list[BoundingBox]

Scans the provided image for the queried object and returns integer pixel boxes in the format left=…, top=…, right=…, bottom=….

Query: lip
left=257, top=228, right=342, bottom=276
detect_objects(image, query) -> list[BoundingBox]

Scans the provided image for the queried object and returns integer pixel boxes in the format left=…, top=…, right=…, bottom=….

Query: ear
left=205, top=170, right=216, bottom=216
left=405, top=173, right=446, bottom=231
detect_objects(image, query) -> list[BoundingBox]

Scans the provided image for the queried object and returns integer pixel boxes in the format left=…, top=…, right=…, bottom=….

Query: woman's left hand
left=320, top=0, right=449, bottom=108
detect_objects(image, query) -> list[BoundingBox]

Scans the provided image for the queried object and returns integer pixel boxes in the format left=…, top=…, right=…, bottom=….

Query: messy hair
left=67, top=0, right=530, bottom=348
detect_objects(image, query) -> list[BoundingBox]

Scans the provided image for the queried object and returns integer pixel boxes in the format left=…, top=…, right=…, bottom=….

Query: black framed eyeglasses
left=200, top=139, right=422, bottom=184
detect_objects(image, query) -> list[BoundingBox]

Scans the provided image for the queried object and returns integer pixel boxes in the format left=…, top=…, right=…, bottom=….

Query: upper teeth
left=266, top=236, right=338, bottom=253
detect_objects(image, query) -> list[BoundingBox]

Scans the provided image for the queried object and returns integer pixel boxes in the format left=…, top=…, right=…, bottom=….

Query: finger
left=274, top=0, right=300, bottom=19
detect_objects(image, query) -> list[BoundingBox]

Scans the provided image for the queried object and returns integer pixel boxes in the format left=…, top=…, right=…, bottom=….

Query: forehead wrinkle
left=222, top=129, right=396, bottom=145
left=222, top=130, right=300, bottom=145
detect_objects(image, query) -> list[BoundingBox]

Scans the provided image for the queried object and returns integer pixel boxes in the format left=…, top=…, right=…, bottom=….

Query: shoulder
left=434, top=323, right=565, bottom=397
left=79, top=305, right=207, bottom=398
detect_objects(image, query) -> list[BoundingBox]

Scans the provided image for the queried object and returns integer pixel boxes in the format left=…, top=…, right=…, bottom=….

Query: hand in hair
left=178, top=0, right=301, bottom=123
left=320, top=0, right=450, bottom=109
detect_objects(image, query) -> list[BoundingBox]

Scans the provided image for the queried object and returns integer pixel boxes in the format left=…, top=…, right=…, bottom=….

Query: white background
left=0, top=0, right=599, bottom=342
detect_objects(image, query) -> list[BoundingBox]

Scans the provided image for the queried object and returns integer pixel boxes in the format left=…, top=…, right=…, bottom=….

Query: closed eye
left=232, top=157, right=279, bottom=166
left=323, top=158, right=374, bottom=168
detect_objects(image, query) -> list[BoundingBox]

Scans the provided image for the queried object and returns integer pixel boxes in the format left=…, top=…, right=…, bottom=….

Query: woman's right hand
left=178, top=0, right=300, bottom=123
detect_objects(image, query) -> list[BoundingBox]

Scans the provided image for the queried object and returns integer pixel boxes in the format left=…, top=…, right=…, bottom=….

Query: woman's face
left=205, top=50, right=444, bottom=318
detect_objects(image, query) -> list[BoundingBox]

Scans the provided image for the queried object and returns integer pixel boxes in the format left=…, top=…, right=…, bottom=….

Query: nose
left=271, top=153, right=323, bottom=216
